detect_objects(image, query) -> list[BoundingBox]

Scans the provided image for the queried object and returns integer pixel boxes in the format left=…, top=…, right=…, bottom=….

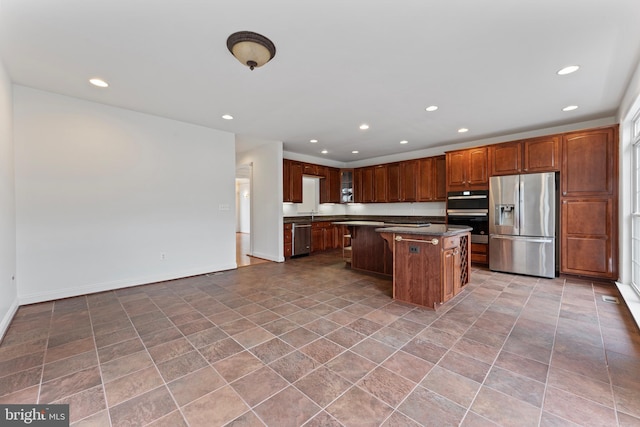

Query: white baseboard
left=0, top=298, right=19, bottom=343
left=18, top=263, right=238, bottom=305
left=251, top=251, right=282, bottom=263
left=616, top=281, right=640, bottom=330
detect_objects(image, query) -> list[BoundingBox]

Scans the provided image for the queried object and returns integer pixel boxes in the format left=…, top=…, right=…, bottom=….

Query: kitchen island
left=332, top=220, right=430, bottom=276
left=376, top=225, right=472, bottom=309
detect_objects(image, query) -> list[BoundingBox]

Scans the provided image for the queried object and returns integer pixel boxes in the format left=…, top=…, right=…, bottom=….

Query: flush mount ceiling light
left=458, top=128, right=469, bottom=133
left=425, top=105, right=438, bottom=112
left=562, top=105, right=578, bottom=111
left=557, top=65, right=580, bottom=75
left=359, top=124, right=370, bottom=130
left=400, top=140, right=409, bottom=145
left=222, top=114, right=234, bottom=120
left=89, top=78, right=108, bottom=88
left=310, top=139, right=318, bottom=143
left=227, top=31, right=276, bottom=70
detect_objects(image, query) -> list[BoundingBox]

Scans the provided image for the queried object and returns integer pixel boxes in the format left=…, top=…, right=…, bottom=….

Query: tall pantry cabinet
left=560, top=126, right=618, bottom=280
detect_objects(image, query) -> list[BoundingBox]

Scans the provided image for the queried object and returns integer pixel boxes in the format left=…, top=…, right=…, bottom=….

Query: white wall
left=236, top=140, right=284, bottom=262
left=0, top=56, right=18, bottom=339
left=13, top=86, right=237, bottom=304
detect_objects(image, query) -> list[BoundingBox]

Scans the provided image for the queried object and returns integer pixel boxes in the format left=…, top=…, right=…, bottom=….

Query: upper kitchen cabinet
left=489, top=136, right=560, bottom=176
left=303, top=162, right=323, bottom=177
left=320, top=167, right=341, bottom=204
left=373, top=165, right=388, bottom=202
left=446, top=147, right=488, bottom=191
left=340, top=169, right=354, bottom=203
left=354, top=165, right=387, bottom=203
left=283, top=159, right=303, bottom=203
left=417, top=155, right=446, bottom=201
left=562, top=127, right=617, bottom=197
left=388, top=160, right=418, bottom=202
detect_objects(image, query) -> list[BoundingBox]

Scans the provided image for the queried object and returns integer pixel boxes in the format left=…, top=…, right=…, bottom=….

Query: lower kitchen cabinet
left=561, top=198, right=615, bottom=278
left=470, top=243, right=488, bottom=265
left=284, top=223, right=292, bottom=258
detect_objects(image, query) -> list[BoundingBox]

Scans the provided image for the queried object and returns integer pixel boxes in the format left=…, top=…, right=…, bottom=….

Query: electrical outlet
left=160, top=253, right=166, bottom=260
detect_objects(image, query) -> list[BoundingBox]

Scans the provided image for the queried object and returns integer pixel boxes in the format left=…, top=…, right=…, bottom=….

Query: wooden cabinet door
left=283, top=160, right=303, bottom=203
left=354, top=167, right=374, bottom=203
left=320, top=167, right=341, bottom=204
left=401, top=160, right=418, bottom=202
left=387, top=163, right=401, bottom=202
left=417, top=157, right=434, bottom=201
left=290, top=161, right=303, bottom=203
left=467, top=147, right=488, bottom=186
left=373, top=165, right=388, bottom=202
left=442, top=247, right=457, bottom=303
left=447, top=151, right=467, bottom=190
left=562, top=128, right=616, bottom=197
left=523, top=135, right=560, bottom=173
left=434, top=155, right=447, bottom=201
left=561, top=198, right=615, bottom=278
left=489, top=142, right=521, bottom=176
left=283, top=160, right=291, bottom=202
left=311, top=226, right=324, bottom=253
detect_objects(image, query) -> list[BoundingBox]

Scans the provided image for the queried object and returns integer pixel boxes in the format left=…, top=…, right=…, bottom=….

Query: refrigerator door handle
left=491, top=235, right=554, bottom=244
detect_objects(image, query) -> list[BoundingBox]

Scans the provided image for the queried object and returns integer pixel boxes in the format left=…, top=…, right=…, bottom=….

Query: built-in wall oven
left=447, top=190, right=489, bottom=244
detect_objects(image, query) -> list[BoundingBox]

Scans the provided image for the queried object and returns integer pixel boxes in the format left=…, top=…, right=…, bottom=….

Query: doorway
left=235, top=165, right=269, bottom=267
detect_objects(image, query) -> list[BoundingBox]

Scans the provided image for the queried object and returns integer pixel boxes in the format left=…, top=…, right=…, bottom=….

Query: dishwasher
left=292, top=223, right=311, bottom=257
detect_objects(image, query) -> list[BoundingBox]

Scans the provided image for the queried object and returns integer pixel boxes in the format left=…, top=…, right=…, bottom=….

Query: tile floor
left=1, top=250, right=639, bottom=426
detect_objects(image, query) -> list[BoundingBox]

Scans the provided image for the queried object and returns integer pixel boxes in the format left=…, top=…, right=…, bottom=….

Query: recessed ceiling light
left=352, top=150, right=359, bottom=154
left=222, top=114, right=234, bottom=120
left=400, top=140, right=409, bottom=145
left=89, top=78, right=108, bottom=88
left=458, top=128, right=469, bottom=133
left=562, top=105, right=578, bottom=111
left=321, top=149, right=328, bottom=154
left=310, top=139, right=318, bottom=143
left=359, top=124, right=369, bottom=130
left=557, top=65, right=580, bottom=75
left=425, top=105, right=438, bottom=112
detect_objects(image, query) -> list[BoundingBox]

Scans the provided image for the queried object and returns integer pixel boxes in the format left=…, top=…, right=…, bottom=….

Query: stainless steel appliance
left=489, top=172, right=558, bottom=278
left=292, top=223, right=311, bottom=257
left=447, top=190, right=489, bottom=244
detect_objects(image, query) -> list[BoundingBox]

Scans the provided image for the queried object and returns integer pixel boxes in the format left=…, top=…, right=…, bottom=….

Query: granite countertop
left=375, top=224, right=472, bottom=236
left=284, top=215, right=445, bottom=224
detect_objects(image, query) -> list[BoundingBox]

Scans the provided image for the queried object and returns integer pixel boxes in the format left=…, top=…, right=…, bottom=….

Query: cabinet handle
left=562, top=191, right=567, bottom=196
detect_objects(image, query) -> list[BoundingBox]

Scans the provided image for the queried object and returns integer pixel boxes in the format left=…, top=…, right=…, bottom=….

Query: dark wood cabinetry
left=446, top=147, right=488, bottom=191
left=562, top=128, right=616, bottom=197
left=373, top=165, right=388, bottom=202
left=320, top=167, right=341, bottom=204
left=560, top=126, right=618, bottom=280
left=283, top=159, right=303, bottom=203
left=383, top=231, right=469, bottom=309
left=489, top=136, right=560, bottom=176
left=310, top=221, right=342, bottom=253
left=417, top=155, right=446, bottom=201
left=387, top=160, right=418, bottom=202
left=283, top=223, right=292, bottom=258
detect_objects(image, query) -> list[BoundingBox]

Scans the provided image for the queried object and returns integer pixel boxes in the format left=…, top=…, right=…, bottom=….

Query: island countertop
left=375, top=224, right=472, bottom=236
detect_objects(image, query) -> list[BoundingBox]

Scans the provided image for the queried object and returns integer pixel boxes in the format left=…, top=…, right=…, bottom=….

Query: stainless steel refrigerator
left=489, top=172, right=557, bottom=278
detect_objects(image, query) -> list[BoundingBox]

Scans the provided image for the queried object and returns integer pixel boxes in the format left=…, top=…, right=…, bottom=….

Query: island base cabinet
left=390, top=233, right=468, bottom=310
left=393, top=237, right=442, bottom=309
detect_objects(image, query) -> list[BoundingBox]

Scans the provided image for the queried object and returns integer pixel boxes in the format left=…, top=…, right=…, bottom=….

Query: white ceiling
left=1, top=0, right=639, bottom=163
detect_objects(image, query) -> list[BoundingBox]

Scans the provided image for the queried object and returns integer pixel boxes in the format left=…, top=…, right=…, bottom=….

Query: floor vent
left=602, top=295, right=620, bottom=304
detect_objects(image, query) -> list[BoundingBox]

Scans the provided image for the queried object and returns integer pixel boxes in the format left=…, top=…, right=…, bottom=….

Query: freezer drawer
left=489, top=235, right=556, bottom=278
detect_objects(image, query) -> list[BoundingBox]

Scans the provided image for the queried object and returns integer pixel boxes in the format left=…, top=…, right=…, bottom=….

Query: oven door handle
left=447, top=210, right=488, bottom=216
left=447, top=195, right=487, bottom=200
